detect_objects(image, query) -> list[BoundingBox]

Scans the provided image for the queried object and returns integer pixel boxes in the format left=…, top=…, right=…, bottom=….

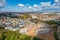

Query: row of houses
left=0, top=13, right=59, bottom=36
left=30, top=13, right=60, bottom=21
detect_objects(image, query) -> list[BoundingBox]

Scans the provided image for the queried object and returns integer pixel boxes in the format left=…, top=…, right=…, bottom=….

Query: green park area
left=0, top=26, right=41, bottom=40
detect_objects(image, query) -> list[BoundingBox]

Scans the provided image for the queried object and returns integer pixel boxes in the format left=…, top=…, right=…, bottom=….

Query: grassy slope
left=0, top=27, right=42, bottom=40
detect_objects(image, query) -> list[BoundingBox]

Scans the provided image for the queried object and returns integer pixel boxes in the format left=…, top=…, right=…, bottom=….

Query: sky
left=0, top=0, right=60, bottom=12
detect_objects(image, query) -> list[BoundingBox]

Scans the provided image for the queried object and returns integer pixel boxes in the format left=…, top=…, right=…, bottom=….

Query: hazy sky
left=0, top=0, right=60, bottom=12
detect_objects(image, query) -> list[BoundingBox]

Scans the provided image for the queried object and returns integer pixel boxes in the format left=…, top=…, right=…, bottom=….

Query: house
left=35, top=23, right=51, bottom=36
left=19, top=28, right=28, bottom=34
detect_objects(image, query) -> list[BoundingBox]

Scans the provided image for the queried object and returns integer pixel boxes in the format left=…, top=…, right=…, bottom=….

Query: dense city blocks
left=0, top=12, right=60, bottom=40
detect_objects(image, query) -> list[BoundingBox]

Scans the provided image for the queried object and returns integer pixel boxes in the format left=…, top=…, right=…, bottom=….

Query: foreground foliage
left=0, top=27, right=41, bottom=40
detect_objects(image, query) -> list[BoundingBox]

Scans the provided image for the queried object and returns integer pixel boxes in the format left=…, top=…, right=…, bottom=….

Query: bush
left=0, top=29, right=31, bottom=40
left=33, top=37, right=43, bottom=40
left=54, top=31, right=60, bottom=40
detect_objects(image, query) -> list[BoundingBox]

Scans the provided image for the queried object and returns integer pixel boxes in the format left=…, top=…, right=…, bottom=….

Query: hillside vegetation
left=0, top=26, right=42, bottom=40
